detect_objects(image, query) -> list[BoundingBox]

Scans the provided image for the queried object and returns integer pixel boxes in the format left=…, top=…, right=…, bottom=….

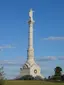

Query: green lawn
left=4, top=80, right=64, bottom=85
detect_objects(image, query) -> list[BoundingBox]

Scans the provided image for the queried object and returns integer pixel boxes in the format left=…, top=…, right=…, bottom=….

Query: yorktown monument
left=20, top=9, right=44, bottom=78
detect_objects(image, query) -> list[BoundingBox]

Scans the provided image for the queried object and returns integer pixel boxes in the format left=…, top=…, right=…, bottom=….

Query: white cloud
left=0, top=44, right=16, bottom=51
left=58, top=56, right=64, bottom=60
left=0, top=60, right=23, bottom=66
left=42, top=36, right=64, bottom=40
left=37, top=56, right=56, bottom=62
left=37, top=56, right=64, bottom=62
left=0, top=56, right=64, bottom=65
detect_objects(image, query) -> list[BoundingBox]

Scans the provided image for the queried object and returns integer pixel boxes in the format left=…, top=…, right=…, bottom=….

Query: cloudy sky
left=0, top=0, right=64, bottom=79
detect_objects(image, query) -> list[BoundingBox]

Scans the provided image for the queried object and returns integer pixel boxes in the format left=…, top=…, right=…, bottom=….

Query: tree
left=0, top=66, right=5, bottom=85
left=61, top=75, right=64, bottom=81
left=53, top=66, right=62, bottom=80
left=54, top=66, right=62, bottom=76
left=48, top=76, right=51, bottom=80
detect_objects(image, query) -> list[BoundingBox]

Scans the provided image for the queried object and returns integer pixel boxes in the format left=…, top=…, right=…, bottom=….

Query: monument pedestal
left=20, top=61, right=44, bottom=78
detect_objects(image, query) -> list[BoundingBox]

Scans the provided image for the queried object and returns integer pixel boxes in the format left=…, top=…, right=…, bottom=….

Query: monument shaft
left=28, top=22, right=33, bottom=48
left=27, top=9, right=34, bottom=60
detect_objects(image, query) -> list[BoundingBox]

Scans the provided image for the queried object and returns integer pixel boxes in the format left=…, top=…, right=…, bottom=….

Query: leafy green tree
left=53, top=66, right=62, bottom=80
left=54, top=66, right=62, bottom=76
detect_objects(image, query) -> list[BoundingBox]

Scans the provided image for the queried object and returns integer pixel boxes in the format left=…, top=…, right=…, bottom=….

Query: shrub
left=16, top=75, right=35, bottom=80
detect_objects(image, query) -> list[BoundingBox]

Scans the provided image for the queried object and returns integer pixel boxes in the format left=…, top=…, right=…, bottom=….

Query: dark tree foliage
left=47, top=66, right=64, bottom=81
left=0, top=66, right=5, bottom=85
left=51, top=66, right=62, bottom=81
left=15, top=75, right=43, bottom=80
left=52, top=66, right=62, bottom=80
left=16, top=75, right=35, bottom=80
left=61, top=75, right=64, bottom=81
left=54, top=66, right=62, bottom=76
left=35, top=76, right=43, bottom=80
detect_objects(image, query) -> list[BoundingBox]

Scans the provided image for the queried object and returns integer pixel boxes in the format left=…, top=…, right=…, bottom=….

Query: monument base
left=20, top=60, right=44, bottom=78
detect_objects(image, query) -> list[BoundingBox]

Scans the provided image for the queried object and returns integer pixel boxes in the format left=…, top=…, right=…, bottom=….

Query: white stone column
left=28, top=21, right=34, bottom=49
left=27, top=9, right=35, bottom=61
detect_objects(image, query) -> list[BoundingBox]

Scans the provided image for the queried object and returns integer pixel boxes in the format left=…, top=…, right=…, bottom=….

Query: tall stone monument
left=20, top=9, right=44, bottom=78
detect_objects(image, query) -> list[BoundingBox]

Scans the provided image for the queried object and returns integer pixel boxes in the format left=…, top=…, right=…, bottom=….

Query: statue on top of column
left=29, top=9, right=34, bottom=21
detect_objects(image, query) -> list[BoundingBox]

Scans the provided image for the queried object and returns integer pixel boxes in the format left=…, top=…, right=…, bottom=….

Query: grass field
left=4, top=80, right=64, bottom=85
